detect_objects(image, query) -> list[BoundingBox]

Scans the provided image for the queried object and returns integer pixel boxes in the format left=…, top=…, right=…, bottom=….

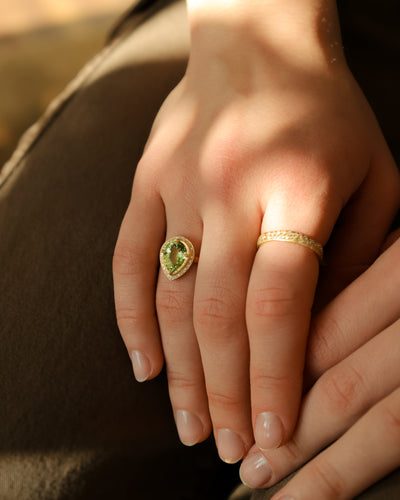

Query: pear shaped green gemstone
left=162, top=240, right=188, bottom=274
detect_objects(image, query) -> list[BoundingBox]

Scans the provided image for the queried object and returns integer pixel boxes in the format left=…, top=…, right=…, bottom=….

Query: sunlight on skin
left=113, top=0, right=400, bottom=487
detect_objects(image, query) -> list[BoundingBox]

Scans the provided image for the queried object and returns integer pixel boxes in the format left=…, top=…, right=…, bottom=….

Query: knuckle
left=201, top=140, right=243, bottom=202
left=113, top=243, right=142, bottom=277
left=247, top=286, right=300, bottom=321
left=194, top=291, right=242, bottom=342
left=318, top=365, right=365, bottom=416
left=380, top=399, right=400, bottom=447
left=251, top=371, right=296, bottom=393
left=156, top=289, right=191, bottom=325
left=195, top=296, right=231, bottom=325
left=308, top=314, right=347, bottom=377
left=115, top=306, right=147, bottom=333
left=308, top=458, right=345, bottom=500
left=167, top=369, right=201, bottom=392
left=207, top=389, right=243, bottom=413
left=270, top=159, right=337, bottom=215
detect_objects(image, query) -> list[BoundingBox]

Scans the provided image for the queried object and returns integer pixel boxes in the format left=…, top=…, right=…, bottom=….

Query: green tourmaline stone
left=163, top=241, right=187, bottom=273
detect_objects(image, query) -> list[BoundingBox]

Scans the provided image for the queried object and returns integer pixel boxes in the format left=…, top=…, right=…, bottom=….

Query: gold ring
left=160, top=236, right=198, bottom=280
left=257, top=230, right=323, bottom=261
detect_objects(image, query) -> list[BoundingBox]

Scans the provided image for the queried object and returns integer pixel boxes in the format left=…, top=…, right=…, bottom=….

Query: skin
left=239, top=232, right=400, bottom=499
left=113, top=0, right=400, bottom=468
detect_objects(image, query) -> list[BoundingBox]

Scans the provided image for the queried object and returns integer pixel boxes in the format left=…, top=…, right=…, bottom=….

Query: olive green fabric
left=0, top=1, right=399, bottom=499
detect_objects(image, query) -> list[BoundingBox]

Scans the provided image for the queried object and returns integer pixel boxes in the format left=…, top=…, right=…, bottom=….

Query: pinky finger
left=272, top=386, right=400, bottom=500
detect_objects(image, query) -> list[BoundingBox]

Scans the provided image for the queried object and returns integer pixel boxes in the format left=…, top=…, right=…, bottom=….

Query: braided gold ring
left=257, top=230, right=323, bottom=261
left=160, top=236, right=199, bottom=280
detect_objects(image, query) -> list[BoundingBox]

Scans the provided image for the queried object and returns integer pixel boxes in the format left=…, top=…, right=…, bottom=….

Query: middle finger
left=194, top=211, right=257, bottom=463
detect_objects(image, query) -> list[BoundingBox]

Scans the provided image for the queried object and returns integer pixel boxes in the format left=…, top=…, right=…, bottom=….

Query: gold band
left=160, top=236, right=198, bottom=280
left=257, top=230, right=323, bottom=261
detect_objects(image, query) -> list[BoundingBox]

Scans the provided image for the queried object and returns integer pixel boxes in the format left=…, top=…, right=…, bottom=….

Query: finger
left=156, top=218, right=212, bottom=447
left=270, top=386, right=400, bottom=500
left=247, top=242, right=319, bottom=451
left=307, top=236, right=400, bottom=383
left=240, top=317, right=400, bottom=488
left=113, top=171, right=165, bottom=381
left=247, top=175, right=335, bottom=452
left=193, top=213, right=257, bottom=464
left=317, top=143, right=400, bottom=306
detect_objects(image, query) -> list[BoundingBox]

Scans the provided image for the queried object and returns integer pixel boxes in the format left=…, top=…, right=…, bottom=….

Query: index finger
left=247, top=237, right=320, bottom=450
left=113, top=175, right=166, bottom=381
left=246, top=175, right=335, bottom=451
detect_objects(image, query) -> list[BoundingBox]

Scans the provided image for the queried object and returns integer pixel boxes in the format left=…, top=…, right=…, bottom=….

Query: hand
left=113, top=3, right=400, bottom=463
left=239, top=233, right=400, bottom=499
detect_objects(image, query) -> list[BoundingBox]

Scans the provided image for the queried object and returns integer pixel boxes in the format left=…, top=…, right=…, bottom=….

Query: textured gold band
left=257, top=230, right=323, bottom=261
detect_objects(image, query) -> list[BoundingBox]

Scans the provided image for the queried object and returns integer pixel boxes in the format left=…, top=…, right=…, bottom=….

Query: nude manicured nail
left=255, top=412, right=284, bottom=450
left=130, top=350, right=151, bottom=382
left=174, top=410, right=204, bottom=446
left=217, top=429, right=245, bottom=464
left=239, top=451, right=272, bottom=488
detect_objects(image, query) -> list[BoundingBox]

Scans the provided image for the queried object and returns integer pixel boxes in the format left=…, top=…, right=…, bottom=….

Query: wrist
left=186, top=0, right=346, bottom=72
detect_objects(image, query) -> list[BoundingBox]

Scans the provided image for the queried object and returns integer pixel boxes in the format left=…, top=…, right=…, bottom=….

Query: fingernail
left=217, top=429, right=245, bottom=464
left=130, top=350, right=151, bottom=382
left=255, top=412, right=284, bottom=450
left=276, top=496, right=295, bottom=500
left=174, top=410, right=204, bottom=446
left=239, top=451, right=272, bottom=488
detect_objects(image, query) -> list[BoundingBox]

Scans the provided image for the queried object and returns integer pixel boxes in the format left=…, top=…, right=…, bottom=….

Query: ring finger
left=193, top=211, right=258, bottom=463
